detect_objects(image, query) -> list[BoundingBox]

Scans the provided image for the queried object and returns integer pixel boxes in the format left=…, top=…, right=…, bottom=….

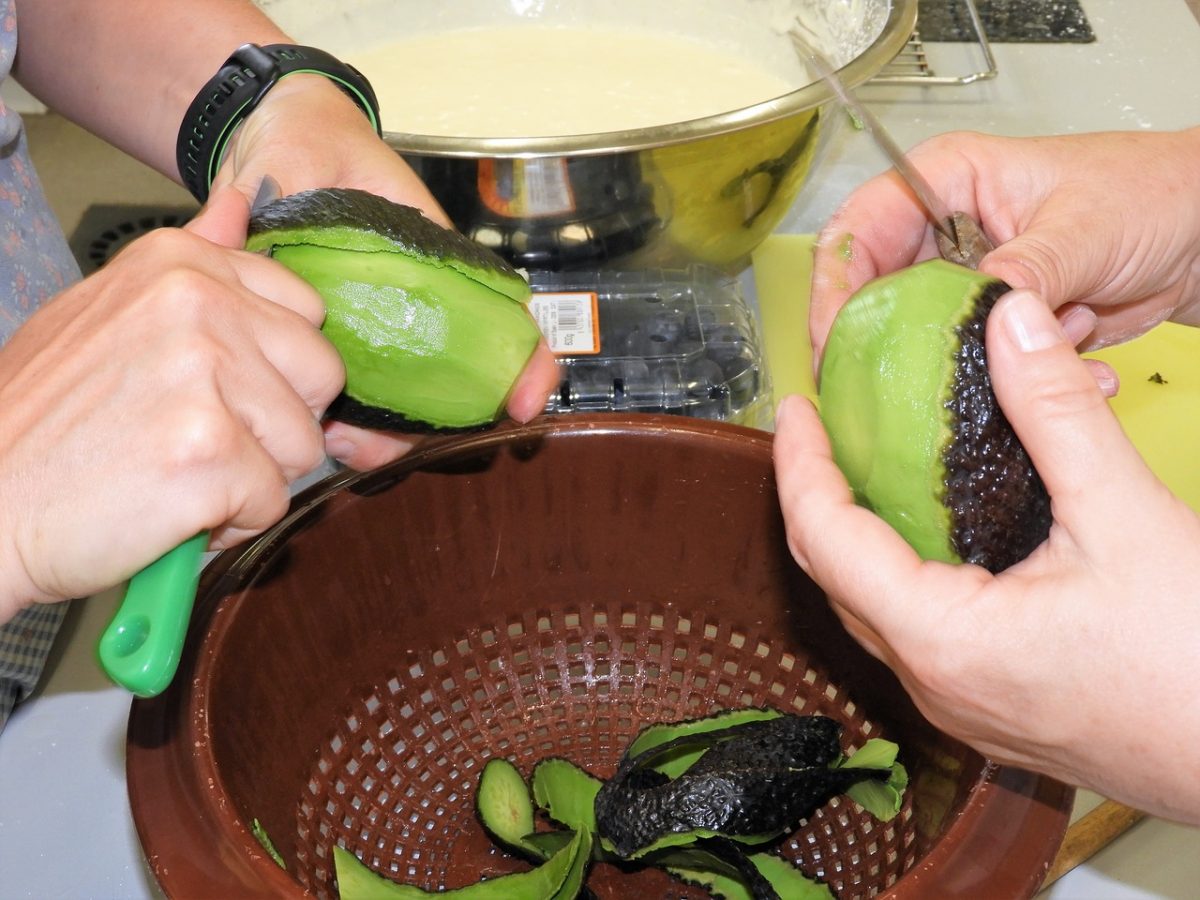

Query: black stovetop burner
left=918, top=0, right=1095, bottom=43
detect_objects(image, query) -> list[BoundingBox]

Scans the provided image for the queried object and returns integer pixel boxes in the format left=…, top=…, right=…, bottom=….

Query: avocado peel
left=246, top=187, right=528, bottom=300
left=332, top=830, right=588, bottom=899
left=594, top=713, right=889, bottom=859
left=347, top=710, right=900, bottom=898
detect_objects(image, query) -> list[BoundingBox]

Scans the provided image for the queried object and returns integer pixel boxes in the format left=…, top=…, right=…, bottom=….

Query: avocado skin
left=945, top=282, right=1051, bottom=572
left=594, top=714, right=885, bottom=858
left=247, top=187, right=526, bottom=299
left=684, top=714, right=841, bottom=776
left=597, top=766, right=873, bottom=859
left=324, top=392, right=495, bottom=435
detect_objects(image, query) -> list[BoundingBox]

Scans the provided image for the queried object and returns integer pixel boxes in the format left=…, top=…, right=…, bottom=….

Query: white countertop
left=3, top=1, right=1200, bottom=896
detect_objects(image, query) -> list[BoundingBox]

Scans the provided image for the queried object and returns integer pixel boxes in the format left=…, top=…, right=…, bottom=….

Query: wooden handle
left=1042, top=799, right=1147, bottom=888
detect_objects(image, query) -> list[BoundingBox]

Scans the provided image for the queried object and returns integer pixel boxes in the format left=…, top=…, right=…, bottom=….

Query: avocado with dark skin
left=818, top=258, right=1051, bottom=574
left=594, top=714, right=887, bottom=859
left=246, top=188, right=541, bottom=433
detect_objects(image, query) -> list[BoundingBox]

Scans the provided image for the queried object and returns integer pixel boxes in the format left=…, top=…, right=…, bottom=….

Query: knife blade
left=789, top=25, right=994, bottom=269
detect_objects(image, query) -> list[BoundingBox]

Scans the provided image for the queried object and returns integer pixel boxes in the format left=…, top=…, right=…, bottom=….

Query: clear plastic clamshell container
left=528, top=267, right=771, bottom=429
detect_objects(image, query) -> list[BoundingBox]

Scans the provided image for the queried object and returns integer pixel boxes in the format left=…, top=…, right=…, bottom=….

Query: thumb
left=183, top=183, right=251, bottom=250
left=978, top=213, right=1119, bottom=311
left=986, top=289, right=1162, bottom=537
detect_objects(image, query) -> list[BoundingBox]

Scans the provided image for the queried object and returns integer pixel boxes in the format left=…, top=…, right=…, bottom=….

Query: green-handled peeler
left=96, top=178, right=284, bottom=699
left=98, top=531, right=209, bottom=698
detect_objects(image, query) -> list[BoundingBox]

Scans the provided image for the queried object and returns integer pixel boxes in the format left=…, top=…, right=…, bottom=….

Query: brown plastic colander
left=126, top=414, right=1071, bottom=898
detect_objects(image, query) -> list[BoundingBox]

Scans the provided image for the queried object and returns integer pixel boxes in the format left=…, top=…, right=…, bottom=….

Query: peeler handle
left=98, top=531, right=209, bottom=698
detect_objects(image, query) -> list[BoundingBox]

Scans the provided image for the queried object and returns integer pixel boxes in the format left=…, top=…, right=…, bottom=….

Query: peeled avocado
left=246, top=188, right=541, bottom=431
left=819, top=259, right=1051, bottom=573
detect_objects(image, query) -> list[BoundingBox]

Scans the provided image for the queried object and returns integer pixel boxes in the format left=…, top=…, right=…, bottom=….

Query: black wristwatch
left=176, top=43, right=381, bottom=203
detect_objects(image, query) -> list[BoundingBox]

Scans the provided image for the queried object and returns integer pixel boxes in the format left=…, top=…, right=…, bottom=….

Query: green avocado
left=476, top=758, right=536, bottom=855
left=665, top=843, right=833, bottom=900
left=332, top=831, right=589, bottom=899
left=818, top=259, right=1051, bottom=573
left=246, top=188, right=541, bottom=432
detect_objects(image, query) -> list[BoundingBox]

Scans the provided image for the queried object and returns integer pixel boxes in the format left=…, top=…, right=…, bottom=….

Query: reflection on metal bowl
left=408, top=110, right=823, bottom=271
left=257, top=0, right=918, bottom=271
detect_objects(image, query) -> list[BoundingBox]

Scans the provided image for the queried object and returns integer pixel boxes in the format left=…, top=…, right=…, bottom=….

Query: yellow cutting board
left=752, top=233, right=1200, bottom=513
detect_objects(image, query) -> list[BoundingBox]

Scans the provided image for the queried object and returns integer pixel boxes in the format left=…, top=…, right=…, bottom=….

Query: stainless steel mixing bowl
left=259, top=0, right=917, bottom=270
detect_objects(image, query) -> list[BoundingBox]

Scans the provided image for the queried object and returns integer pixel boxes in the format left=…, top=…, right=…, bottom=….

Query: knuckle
left=152, top=267, right=234, bottom=320
left=1024, top=371, right=1109, bottom=421
left=120, top=228, right=220, bottom=276
left=995, top=235, right=1068, bottom=299
left=254, top=479, right=293, bottom=528
left=160, top=329, right=233, bottom=382
left=296, top=423, right=330, bottom=475
left=909, top=130, right=983, bottom=166
left=158, top=403, right=241, bottom=475
left=210, top=478, right=291, bottom=547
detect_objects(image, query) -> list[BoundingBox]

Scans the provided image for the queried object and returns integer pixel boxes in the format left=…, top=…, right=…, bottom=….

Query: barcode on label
left=528, top=291, right=601, bottom=355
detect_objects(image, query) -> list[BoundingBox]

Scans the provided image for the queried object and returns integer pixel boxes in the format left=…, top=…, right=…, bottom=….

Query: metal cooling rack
left=873, top=0, right=998, bottom=85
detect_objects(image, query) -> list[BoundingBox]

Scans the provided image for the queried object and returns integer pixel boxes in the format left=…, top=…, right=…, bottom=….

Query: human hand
left=810, top=128, right=1200, bottom=363
left=209, top=74, right=559, bottom=469
left=774, top=288, right=1200, bottom=823
left=0, top=187, right=343, bottom=621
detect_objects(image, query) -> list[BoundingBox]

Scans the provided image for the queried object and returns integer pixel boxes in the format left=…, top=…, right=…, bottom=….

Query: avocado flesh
left=477, top=757, right=536, bottom=854
left=247, top=188, right=539, bottom=431
left=819, top=258, right=1050, bottom=573
left=272, top=244, right=539, bottom=429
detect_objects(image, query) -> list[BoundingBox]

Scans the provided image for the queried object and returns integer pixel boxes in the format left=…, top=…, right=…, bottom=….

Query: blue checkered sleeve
left=0, top=601, right=70, bottom=732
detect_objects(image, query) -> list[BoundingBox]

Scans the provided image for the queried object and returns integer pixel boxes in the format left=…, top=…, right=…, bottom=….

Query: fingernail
left=1094, top=368, right=1119, bottom=397
left=324, top=431, right=357, bottom=463
left=508, top=393, right=541, bottom=424
left=1086, top=359, right=1121, bottom=397
left=1001, top=289, right=1066, bottom=352
left=1058, top=304, right=1099, bottom=347
left=774, top=396, right=792, bottom=428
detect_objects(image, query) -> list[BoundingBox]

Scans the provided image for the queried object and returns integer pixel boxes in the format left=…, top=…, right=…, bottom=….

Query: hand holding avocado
left=773, top=129, right=1200, bottom=823
left=807, top=128, right=1200, bottom=360
left=205, top=75, right=559, bottom=470
left=0, top=0, right=559, bottom=724
left=0, top=188, right=342, bottom=621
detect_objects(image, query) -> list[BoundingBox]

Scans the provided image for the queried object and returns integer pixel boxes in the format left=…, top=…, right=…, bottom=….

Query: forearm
left=13, top=0, right=292, bottom=180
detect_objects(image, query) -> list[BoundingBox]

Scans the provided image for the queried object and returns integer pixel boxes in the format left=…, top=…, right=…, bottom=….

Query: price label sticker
left=528, top=291, right=601, bottom=356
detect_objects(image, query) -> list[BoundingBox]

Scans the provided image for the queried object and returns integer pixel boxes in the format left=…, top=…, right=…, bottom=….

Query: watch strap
left=176, top=43, right=381, bottom=202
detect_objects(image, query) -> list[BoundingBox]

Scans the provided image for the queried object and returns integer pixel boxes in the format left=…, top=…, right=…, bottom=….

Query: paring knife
left=789, top=25, right=994, bottom=269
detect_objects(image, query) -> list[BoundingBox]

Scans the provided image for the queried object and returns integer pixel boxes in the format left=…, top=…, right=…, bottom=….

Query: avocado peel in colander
left=246, top=188, right=541, bottom=433
left=333, top=710, right=903, bottom=898
left=818, top=258, right=1051, bottom=573
left=332, top=830, right=590, bottom=899
left=593, top=713, right=890, bottom=859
